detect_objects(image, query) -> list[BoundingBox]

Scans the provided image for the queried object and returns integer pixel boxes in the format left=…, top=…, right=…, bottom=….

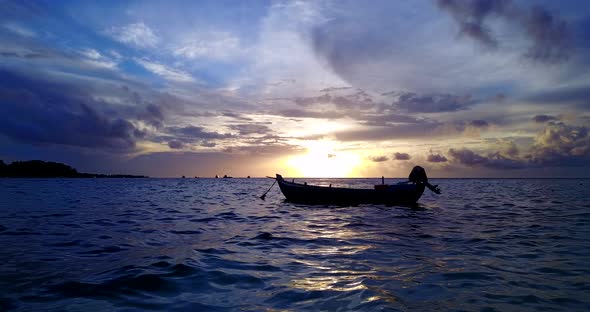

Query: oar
left=260, top=179, right=277, bottom=200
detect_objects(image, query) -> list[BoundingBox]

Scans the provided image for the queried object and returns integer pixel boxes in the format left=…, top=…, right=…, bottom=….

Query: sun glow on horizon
left=285, top=141, right=362, bottom=177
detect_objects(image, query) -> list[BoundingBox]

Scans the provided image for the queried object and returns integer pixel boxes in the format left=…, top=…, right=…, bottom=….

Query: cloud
left=319, top=86, right=352, bottom=92
left=448, top=147, right=524, bottom=169
left=331, top=127, right=419, bottom=142
left=139, top=104, right=165, bottom=128
left=107, top=22, right=159, bottom=48
left=525, top=85, right=590, bottom=109
left=462, top=119, right=490, bottom=138
left=167, top=125, right=233, bottom=140
left=79, top=48, right=118, bottom=69
left=173, top=31, right=241, bottom=61
left=369, top=155, right=389, bottom=162
left=222, top=111, right=253, bottom=121
left=361, top=113, right=427, bottom=126
left=310, top=3, right=400, bottom=84
left=528, top=122, right=590, bottom=166
left=391, top=91, right=475, bottom=113
left=437, top=0, right=571, bottom=63
left=275, top=109, right=347, bottom=119
left=0, top=41, right=120, bottom=72
left=80, top=48, right=102, bottom=59
left=448, top=148, right=489, bottom=166
left=0, top=70, right=142, bottom=151
left=135, top=58, right=195, bottom=83
left=228, top=123, right=272, bottom=135
left=222, top=142, right=302, bottom=156
left=200, top=141, right=216, bottom=148
left=496, top=139, right=519, bottom=158
left=330, top=119, right=449, bottom=142
left=168, top=140, right=184, bottom=149
left=294, top=94, right=331, bottom=107
left=157, top=125, right=235, bottom=149
left=523, top=6, right=571, bottom=63
left=3, top=23, right=35, bottom=37
left=532, top=114, right=558, bottom=123
left=437, top=0, right=511, bottom=48
left=393, top=152, right=411, bottom=160
left=0, top=49, right=50, bottom=59
left=427, top=153, right=448, bottom=163
left=294, top=90, right=375, bottom=110
left=469, top=119, right=489, bottom=128
left=447, top=122, right=589, bottom=170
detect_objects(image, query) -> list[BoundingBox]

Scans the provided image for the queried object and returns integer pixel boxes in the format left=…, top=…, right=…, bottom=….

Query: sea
left=0, top=178, right=588, bottom=311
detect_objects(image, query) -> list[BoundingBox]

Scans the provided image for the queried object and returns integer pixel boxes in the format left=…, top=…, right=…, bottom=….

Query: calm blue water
left=0, top=178, right=589, bottom=311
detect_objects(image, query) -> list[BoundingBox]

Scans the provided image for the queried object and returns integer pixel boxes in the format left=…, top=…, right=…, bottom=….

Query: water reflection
left=1, top=178, right=588, bottom=311
left=290, top=276, right=367, bottom=292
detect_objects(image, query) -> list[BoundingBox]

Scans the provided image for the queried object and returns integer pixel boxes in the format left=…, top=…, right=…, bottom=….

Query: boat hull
left=276, top=174, right=425, bottom=205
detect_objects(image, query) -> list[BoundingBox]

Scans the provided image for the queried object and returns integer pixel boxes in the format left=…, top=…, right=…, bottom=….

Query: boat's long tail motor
left=260, top=178, right=277, bottom=200
left=409, top=166, right=441, bottom=194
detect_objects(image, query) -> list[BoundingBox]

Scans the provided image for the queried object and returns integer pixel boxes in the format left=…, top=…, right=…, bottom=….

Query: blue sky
left=1, top=0, right=589, bottom=177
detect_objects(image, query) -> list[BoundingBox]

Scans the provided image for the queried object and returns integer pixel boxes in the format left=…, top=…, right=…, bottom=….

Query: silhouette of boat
left=274, top=167, right=440, bottom=205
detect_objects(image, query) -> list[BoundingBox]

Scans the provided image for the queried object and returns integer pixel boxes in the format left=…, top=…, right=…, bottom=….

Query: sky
left=1, top=0, right=589, bottom=178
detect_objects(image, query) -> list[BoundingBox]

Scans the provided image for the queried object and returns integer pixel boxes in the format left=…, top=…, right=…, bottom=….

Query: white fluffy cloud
left=173, top=31, right=242, bottom=61
left=107, top=22, right=159, bottom=48
left=135, top=58, right=195, bottom=83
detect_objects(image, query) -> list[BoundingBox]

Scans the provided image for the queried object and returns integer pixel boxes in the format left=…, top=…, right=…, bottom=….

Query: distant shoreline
left=0, top=160, right=148, bottom=178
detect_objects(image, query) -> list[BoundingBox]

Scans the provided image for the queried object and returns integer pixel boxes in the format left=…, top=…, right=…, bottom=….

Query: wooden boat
left=275, top=166, right=440, bottom=205
left=275, top=174, right=425, bottom=205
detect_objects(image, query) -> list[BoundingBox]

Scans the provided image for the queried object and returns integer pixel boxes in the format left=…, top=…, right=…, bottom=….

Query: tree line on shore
left=0, top=160, right=147, bottom=178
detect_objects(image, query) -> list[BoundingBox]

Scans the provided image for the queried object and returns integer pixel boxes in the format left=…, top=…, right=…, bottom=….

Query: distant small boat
left=274, top=166, right=440, bottom=205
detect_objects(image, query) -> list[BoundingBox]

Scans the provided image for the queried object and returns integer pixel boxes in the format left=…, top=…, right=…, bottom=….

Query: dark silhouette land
left=0, top=160, right=147, bottom=178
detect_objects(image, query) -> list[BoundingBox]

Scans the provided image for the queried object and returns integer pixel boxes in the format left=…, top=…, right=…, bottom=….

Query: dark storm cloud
left=136, top=104, right=165, bottom=128
left=449, top=148, right=489, bottom=166
left=294, top=94, right=331, bottom=106
left=222, top=111, right=253, bottom=121
left=228, top=123, right=272, bottom=135
left=369, top=155, right=389, bottom=162
left=523, top=6, right=571, bottom=63
left=310, top=3, right=400, bottom=83
left=448, top=122, right=590, bottom=169
left=319, top=86, right=353, bottom=92
left=294, top=91, right=375, bottom=110
left=427, top=153, right=448, bottom=163
left=469, top=119, right=489, bottom=128
left=437, top=0, right=572, bottom=63
left=200, top=141, right=216, bottom=148
left=394, top=152, right=411, bottom=160
left=168, top=140, right=184, bottom=149
left=525, top=85, right=590, bottom=109
left=0, top=50, right=51, bottom=59
left=0, top=69, right=144, bottom=151
left=527, top=122, right=590, bottom=166
left=275, top=109, right=347, bottom=119
left=157, top=125, right=234, bottom=149
left=325, top=114, right=485, bottom=142
left=391, top=92, right=475, bottom=113
left=437, top=0, right=510, bottom=48
left=448, top=148, right=524, bottom=169
left=532, top=114, right=558, bottom=123
left=167, top=126, right=233, bottom=140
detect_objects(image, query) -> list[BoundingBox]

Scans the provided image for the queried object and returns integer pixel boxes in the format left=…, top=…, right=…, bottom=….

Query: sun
left=285, top=141, right=362, bottom=177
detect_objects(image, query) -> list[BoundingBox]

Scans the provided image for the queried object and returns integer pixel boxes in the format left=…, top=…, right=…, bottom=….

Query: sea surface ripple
left=0, top=178, right=589, bottom=311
